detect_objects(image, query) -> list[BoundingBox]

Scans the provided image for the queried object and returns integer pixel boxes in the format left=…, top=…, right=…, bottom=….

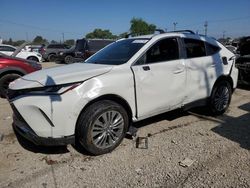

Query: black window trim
left=182, top=37, right=221, bottom=59
left=132, top=36, right=182, bottom=66
left=204, top=42, right=221, bottom=56
left=183, top=38, right=206, bottom=59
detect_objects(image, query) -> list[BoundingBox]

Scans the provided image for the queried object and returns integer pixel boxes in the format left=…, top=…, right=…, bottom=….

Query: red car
left=0, top=53, right=42, bottom=98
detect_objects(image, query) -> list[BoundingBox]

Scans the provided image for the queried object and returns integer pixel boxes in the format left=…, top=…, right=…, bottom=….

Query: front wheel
left=64, top=55, right=74, bottom=64
left=209, top=80, right=232, bottom=115
left=48, top=54, right=57, bottom=62
left=76, top=100, right=129, bottom=155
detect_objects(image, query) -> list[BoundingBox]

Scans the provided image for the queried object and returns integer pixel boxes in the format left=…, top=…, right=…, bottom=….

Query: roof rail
left=125, top=29, right=165, bottom=38
left=125, top=29, right=195, bottom=38
left=167, top=30, right=195, bottom=34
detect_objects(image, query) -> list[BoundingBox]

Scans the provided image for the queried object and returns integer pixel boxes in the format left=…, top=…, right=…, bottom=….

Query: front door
left=132, top=37, right=186, bottom=118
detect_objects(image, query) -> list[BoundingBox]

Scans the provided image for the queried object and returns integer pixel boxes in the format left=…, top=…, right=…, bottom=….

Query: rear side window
left=47, top=44, right=64, bottom=49
left=0, top=46, right=15, bottom=52
left=184, top=38, right=206, bottom=58
left=206, top=43, right=220, bottom=55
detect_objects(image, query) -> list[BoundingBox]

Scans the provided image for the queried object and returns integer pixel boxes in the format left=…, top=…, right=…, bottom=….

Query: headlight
left=9, top=82, right=82, bottom=98
left=59, top=52, right=64, bottom=55
left=30, top=82, right=82, bottom=95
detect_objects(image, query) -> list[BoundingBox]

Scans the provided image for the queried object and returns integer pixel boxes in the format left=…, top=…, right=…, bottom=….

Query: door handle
left=142, top=66, right=150, bottom=71
left=173, top=69, right=184, bottom=74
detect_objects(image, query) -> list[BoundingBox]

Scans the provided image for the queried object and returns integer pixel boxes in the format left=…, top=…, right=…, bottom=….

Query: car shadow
left=14, top=129, right=69, bottom=154
left=237, top=84, right=250, bottom=91
left=210, top=102, right=250, bottom=150
left=133, top=109, right=189, bottom=129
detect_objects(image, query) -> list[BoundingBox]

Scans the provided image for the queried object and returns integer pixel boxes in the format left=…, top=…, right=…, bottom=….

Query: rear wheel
left=209, top=80, right=232, bottom=115
left=27, top=56, right=39, bottom=62
left=76, top=100, right=129, bottom=155
left=0, top=74, right=21, bottom=98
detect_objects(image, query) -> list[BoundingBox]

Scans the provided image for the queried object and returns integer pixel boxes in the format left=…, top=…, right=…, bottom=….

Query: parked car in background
left=7, top=30, right=238, bottom=155
left=235, top=36, right=250, bottom=85
left=25, top=45, right=43, bottom=53
left=40, top=43, right=71, bottom=62
left=0, top=52, right=41, bottom=98
left=0, top=44, right=42, bottom=62
left=57, top=39, right=114, bottom=64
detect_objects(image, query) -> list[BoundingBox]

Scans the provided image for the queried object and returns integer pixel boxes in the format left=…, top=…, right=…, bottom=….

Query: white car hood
left=10, top=63, right=113, bottom=90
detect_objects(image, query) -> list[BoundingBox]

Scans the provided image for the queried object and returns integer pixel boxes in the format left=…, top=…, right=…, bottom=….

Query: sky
left=0, top=0, right=250, bottom=42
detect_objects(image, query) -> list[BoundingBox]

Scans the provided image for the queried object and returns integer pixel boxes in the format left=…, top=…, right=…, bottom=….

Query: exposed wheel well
left=0, top=70, right=24, bottom=78
left=76, top=94, right=133, bottom=130
left=27, top=56, right=39, bottom=62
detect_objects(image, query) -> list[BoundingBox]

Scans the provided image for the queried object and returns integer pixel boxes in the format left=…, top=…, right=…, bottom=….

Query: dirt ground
left=0, top=62, right=250, bottom=188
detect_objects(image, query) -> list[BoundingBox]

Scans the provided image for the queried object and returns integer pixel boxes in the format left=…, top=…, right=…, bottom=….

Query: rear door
left=183, top=38, right=222, bottom=104
left=132, top=37, right=187, bottom=118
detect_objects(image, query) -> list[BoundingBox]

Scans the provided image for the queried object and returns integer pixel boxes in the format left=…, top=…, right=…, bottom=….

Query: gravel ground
left=0, top=62, right=250, bottom=188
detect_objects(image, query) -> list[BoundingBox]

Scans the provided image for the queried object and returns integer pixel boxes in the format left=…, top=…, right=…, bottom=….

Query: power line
left=183, top=15, right=250, bottom=28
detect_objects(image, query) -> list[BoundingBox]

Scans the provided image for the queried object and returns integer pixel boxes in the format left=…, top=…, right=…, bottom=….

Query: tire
left=76, top=100, right=129, bottom=155
left=27, top=56, right=39, bottom=62
left=0, top=74, right=21, bottom=98
left=209, top=80, right=232, bottom=115
left=64, top=55, right=73, bottom=64
left=48, top=54, right=57, bottom=62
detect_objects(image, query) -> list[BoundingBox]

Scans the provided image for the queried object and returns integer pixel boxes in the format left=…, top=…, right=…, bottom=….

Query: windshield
left=85, top=39, right=148, bottom=65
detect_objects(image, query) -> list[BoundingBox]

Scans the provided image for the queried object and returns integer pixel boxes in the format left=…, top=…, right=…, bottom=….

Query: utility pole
left=26, top=32, right=29, bottom=41
left=223, top=31, right=226, bottom=39
left=204, top=21, right=208, bottom=36
left=173, top=22, right=178, bottom=31
left=62, top=33, right=64, bottom=43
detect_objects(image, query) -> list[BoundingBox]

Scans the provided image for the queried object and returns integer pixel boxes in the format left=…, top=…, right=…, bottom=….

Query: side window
left=145, top=38, right=179, bottom=64
left=47, top=45, right=53, bottom=49
left=0, top=46, right=15, bottom=52
left=206, top=43, right=220, bottom=55
left=184, top=38, right=206, bottom=58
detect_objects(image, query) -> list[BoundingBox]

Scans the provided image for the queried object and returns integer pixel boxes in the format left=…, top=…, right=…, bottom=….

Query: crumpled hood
left=10, top=63, right=113, bottom=90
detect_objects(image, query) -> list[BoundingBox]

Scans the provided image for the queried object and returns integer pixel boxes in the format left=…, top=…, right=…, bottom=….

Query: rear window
left=184, top=38, right=206, bottom=58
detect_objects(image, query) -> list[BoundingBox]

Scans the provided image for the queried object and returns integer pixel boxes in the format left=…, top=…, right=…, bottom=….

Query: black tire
left=64, top=55, right=73, bottom=64
left=76, top=100, right=129, bottom=155
left=48, top=54, right=57, bottom=62
left=209, top=80, right=232, bottom=115
left=27, top=56, right=39, bottom=62
left=0, top=74, right=21, bottom=98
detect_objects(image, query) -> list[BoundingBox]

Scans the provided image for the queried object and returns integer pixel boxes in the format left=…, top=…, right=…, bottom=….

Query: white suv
left=7, top=30, right=238, bottom=155
left=0, top=44, right=42, bottom=62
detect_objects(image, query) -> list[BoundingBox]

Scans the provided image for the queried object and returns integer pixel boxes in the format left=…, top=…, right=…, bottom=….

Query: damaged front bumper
left=11, top=104, right=75, bottom=146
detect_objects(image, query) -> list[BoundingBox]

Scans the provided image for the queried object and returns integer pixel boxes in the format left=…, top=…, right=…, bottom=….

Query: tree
left=32, top=36, right=48, bottom=45
left=13, top=40, right=26, bottom=46
left=64, top=39, right=75, bottom=46
left=86, top=29, right=117, bottom=39
left=130, top=18, right=156, bottom=36
left=50, top=40, right=58, bottom=44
